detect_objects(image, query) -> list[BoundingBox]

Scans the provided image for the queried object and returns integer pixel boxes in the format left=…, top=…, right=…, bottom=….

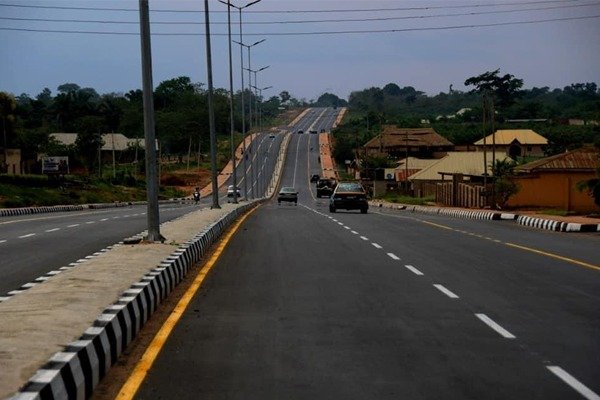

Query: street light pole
left=204, top=0, right=220, bottom=209
left=233, top=38, right=266, bottom=199
left=219, top=0, right=238, bottom=203
left=138, top=0, right=163, bottom=242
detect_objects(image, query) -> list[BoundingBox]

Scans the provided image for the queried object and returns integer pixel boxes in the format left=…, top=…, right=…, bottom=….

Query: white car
left=227, top=185, right=241, bottom=198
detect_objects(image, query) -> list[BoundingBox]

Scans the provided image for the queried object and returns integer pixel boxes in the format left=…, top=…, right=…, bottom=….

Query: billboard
left=42, top=156, right=69, bottom=174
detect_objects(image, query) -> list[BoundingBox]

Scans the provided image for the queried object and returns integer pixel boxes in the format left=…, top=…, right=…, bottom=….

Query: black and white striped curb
left=516, top=215, right=600, bottom=232
left=10, top=202, right=257, bottom=400
left=371, top=201, right=599, bottom=233
left=0, top=199, right=195, bottom=218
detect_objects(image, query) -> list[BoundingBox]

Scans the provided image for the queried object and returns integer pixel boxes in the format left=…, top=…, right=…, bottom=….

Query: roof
left=474, top=129, right=547, bottom=146
left=516, top=147, right=599, bottom=172
left=363, top=126, right=453, bottom=149
left=51, top=133, right=144, bottom=151
left=394, top=157, right=439, bottom=171
left=409, top=152, right=511, bottom=181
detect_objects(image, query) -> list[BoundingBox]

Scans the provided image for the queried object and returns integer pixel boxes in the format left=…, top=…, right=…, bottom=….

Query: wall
left=508, top=171, right=598, bottom=212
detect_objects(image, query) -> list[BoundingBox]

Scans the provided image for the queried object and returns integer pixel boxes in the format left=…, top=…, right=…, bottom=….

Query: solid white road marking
left=433, top=284, right=459, bottom=299
left=475, top=313, right=516, bottom=339
left=360, top=236, right=369, bottom=241
left=372, top=243, right=382, bottom=249
left=45, top=228, right=60, bottom=232
left=547, top=366, right=600, bottom=400
left=405, top=265, right=424, bottom=275
left=19, top=233, right=36, bottom=239
left=387, top=253, right=400, bottom=260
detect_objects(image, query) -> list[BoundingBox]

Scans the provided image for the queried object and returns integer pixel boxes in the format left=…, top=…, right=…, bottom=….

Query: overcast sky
left=1, top=0, right=599, bottom=102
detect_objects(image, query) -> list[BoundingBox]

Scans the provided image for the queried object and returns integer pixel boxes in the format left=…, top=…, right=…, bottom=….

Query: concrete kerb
left=369, top=200, right=600, bottom=233
left=7, top=201, right=259, bottom=400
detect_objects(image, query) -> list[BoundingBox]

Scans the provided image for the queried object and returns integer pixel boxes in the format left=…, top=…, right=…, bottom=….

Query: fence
left=436, top=182, right=487, bottom=208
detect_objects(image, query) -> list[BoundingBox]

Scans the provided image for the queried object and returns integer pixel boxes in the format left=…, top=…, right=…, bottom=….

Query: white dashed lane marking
left=344, top=226, right=351, bottom=230
left=387, top=253, right=400, bottom=260
left=86, top=221, right=95, bottom=224
left=18, top=234, right=36, bottom=239
left=433, top=284, right=459, bottom=299
left=45, top=228, right=60, bottom=232
left=0, top=240, right=6, bottom=244
left=68, top=224, right=79, bottom=228
left=546, top=366, right=600, bottom=400
left=475, top=313, right=516, bottom=339
left=405, top=265, right=424, bottom=276
left=360, top=236, right=369, bottom=241
left=351, top=230, right=358, bottom=234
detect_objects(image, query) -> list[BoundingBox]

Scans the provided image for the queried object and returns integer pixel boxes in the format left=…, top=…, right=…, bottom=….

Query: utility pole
left=221, top=0, right=238, bottom=203
left=139, top=0, right=163, bottom=241
left=204, top=0, right=220, bottom=209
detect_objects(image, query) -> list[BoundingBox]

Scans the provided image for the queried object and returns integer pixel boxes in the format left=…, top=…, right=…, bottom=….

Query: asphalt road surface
left=133, top=119, right=600, bottom=399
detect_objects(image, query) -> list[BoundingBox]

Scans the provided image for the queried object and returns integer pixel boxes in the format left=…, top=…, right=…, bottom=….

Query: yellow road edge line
left=116, top=205, right=259, bottom=400
left=420, top=220, right=453, bottom=230
left=505, top=242, right=600, bottom=271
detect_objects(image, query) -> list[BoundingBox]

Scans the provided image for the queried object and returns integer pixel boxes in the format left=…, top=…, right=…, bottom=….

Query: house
left=473, top=129, right=547, bottom=158
left=508, top=147, right=599, bottom=213
left=0, top=148, right=22, bottom=175
left=393, top=157, right=439, bottom=182
left=362, top=126, right=453, bottom=159
left=408, top=152, right=510, bottom=198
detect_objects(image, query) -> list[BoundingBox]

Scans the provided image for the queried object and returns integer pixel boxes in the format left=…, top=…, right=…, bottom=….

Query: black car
left=329, top=182, right=368, bottom=214
left=310, top=174, right=320, bottom=183
left=316, top=178, right=337, bottom=198
left=309, top=129, right=317, bottom=134
left=297, top=130, right=304, bottom=134
left=278, top=186, right=298, bottom=205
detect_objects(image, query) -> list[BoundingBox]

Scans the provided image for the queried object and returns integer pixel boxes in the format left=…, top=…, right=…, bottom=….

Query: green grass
left=376, top=192, right=435, bottom=205
left=536, top=209, right=579, bottom=216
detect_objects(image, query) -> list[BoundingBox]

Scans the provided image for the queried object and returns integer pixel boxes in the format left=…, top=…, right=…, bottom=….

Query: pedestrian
left=193, top=187, right=200, bottom=204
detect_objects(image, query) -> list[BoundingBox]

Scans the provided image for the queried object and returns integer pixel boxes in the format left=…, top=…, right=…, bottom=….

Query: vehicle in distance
left=309, top=129, right=317, bottom=134
left=297, top=130, right=304, bottom=134
left=269, top=133, right=275, bottom=138
left=320, top=128, right=326, bottom=133
left=316, top=178, right=337, bottom=198
left=227, top=185, right=241, bottom=198
left=329, top=182, right=368, bottom=214
left=278, top=186, right=298, bottom=205
left=310, top=174, right=320, bottom=183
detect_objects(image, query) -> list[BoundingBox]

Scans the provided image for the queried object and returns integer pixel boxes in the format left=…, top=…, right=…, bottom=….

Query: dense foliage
left=1, top=77, right=301, bottom=174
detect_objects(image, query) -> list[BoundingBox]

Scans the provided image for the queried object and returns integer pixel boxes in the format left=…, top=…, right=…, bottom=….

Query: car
left=316, top=178, right=337, bottom=198
left=297, top=130, right=304, bottom=134
left=269, top=134, right=275, bottom=138
left=320, top=128, right=326, bottom=133
left=309, top=129, right=317, bottom=134
left=310, top=174, right=320, bottom=183
left=278, top=186, right=298, bottom=205
left=329, top=182, right=369, bottom=214
left=227, top=185, right=241, bottom=198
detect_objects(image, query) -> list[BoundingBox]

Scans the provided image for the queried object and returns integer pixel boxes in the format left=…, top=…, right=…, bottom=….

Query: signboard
left=42, top=156, right=69, bottom=174
left=384, top=168, right=396, bottom=181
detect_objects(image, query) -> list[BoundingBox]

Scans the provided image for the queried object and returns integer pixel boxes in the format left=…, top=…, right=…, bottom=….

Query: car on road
left=227, top=185, right=241, bottom=198
left=278, top=187, right=298, bottom=205
left=310, top=174, right=320, bottom=183
left=316, top=178, right=337, bottom=198
left=309, top=129, right=317, bottom=134
left=297, top=130, right=304, bottom=134
left=269, top=133, right=275, bottom=138
left=329, top=182, right=368, bottom=214
left=320, top=128, right=326, bottom=133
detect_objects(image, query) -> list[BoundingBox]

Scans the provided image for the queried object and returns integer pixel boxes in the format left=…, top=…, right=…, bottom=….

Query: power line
left=0, top=14, right=597, bottom=36
left=1, top=2, right=598, bottom=25
left=0, top=0, right=586, bottom=14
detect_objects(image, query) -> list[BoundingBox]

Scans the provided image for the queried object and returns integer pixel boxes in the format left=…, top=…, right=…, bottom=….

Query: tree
left=279, top=90, right=291, bottom=103
left=382, top=83, right=401, bottom=96
left=464, top=69, right=523, bottom=109
left=57, top=83, right=81, bottom=94
left=492, top=159, right=519, bottom=209
left=0, top=92, right=17, bottom=171
left=75, top=116, right=104, bottom=174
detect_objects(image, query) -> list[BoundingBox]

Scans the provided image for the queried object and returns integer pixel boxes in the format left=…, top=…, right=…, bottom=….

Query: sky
left=1, top=0, right=599, bottom=102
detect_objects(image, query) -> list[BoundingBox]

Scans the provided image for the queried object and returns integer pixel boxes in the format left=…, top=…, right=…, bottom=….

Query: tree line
left=0, top=77, right=303, bottom=174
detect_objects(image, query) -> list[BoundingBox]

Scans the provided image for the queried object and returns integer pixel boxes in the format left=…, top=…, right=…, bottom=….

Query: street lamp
left=251, top=85, right=272, bottom=131
left=245, top=65, right=269, bottom=128
left=218, top=0, right=261, bottom=202
left=234, top=39, right=266, bottom=198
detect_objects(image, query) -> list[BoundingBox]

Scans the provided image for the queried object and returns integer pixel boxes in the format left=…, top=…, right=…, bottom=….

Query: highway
left=0, top=108, right=341, bottom=302
left=131, top=115, right=600, bottom=399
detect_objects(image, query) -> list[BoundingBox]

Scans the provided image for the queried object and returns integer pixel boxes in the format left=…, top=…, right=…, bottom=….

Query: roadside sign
left=42, top=156, right=69, bottom=174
